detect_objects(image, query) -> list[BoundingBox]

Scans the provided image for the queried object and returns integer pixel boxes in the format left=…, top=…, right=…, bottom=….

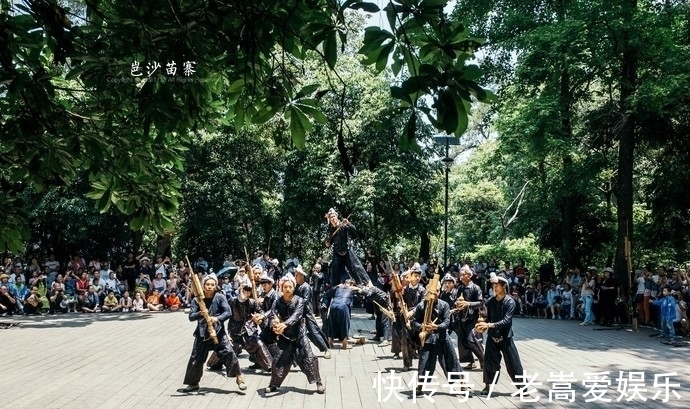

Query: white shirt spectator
left=44, top=259, right=60, bottom=273
left=155, top=262, right=168, bottom=278
left=102, top=275, right=119, bottom=294
left=419, top=262, right=428, bottom=274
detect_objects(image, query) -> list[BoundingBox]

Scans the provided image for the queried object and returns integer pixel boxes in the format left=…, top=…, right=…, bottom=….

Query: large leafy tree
left=0, top=0, right=492, bottom=252
left=174, top=127, right=282, bottom=266
left=452, top=0, right=690, bottom=282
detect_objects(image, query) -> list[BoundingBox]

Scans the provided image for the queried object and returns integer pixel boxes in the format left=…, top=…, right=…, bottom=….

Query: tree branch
left=502, top=179, right=531, bottom=229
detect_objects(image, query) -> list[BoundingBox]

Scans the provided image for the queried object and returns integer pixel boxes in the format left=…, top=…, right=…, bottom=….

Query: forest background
left=1, top=0, right=689, bottom=290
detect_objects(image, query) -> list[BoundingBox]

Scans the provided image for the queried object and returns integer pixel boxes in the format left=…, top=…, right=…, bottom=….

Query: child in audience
left=165, top=289, right=183, bottom=311
left=146, top=289, right=163, bottom=311
left=133, top=291, right=146, bottom=312
left=651, top=286, right=678, bottom=343
left=101, top=290, right=121, bottom=312
left=120, top=291, right=133, bottom=312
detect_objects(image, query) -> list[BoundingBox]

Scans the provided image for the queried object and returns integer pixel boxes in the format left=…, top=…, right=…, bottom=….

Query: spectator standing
left=651, top=286, right=678, bottom=343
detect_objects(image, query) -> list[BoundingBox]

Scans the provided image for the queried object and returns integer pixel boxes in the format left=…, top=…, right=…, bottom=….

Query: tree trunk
left=560, top=68, right=577, bottom=269
left=155, top=234, right=172, bottom=258
left=614, top=0, right=638, bottom=296
left=419, top=230, right=430, bottom=261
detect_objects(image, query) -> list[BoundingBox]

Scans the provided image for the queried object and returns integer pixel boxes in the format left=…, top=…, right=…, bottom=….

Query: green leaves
left=344, top=1, right=381, bottom=13
left=288, top=105, right=312, bottom=150
left=359, top=27, right=396, bottom=73
left=284, top=84, right=330, bottom=149
left=355, top=0, right=492, bottom=146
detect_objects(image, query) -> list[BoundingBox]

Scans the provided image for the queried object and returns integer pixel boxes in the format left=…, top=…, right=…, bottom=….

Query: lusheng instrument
left=373, top=299, right=396, bottom=322
left=456, top=292, right=471, bottom=321
left=419, top=265, right=441, bottom=345
left=390, top=271, right=411, bottom=330
left=187, top=256, right=219, bottom=344
left=243, top=246, right=258, bottom=300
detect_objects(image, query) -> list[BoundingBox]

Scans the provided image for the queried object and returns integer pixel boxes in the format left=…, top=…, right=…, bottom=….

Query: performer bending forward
left=265, top=274, right=325, bottom=395
left=475, top=273, right=525, bottom=396
left=182, top=273, right=246, bottom=392
left=325, top=208, right=371, bottom=287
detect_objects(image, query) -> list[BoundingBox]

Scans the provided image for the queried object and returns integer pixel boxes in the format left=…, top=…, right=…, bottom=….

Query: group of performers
left=181, top=270, right=327, bottom=395
left=181, top=208, right=527, bottom=396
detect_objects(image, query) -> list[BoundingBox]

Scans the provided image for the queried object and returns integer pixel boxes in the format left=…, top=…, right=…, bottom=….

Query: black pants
left=391, top=310, right=413, bottom=367
left=231, top=331, right=273, bottom=371
left=601, top=294, right=616, bottom=323
left=417, top=337, right=462, bottom=383
left=482, top=337, right=524, bottom=386
left=183, top=335, right=241, bottom=386
left=269, top=337, right=321, bottom=387
left=455, top=320, right=484, bottom=365
left=304, top=312, right=329, bottom=352
left=330, top=249, right=369, bottom=287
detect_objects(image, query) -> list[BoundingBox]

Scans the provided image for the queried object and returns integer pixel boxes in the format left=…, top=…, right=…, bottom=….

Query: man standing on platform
left=325, top=208, right=371, bottom=287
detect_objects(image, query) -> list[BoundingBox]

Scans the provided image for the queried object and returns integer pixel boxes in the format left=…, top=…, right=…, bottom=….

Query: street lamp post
left=433, top=135, right=460, bottom=270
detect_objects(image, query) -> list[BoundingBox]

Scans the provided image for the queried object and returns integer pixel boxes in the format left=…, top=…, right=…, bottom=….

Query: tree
left=0, top=0, right=492, bottom=251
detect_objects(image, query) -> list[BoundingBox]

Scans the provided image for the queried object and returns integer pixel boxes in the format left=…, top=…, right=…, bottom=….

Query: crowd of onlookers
left=0, top=250, right=304, bottom=317
left=0, top=253, right=214, bottom=316
left=360, top=255, right=689, bottom=344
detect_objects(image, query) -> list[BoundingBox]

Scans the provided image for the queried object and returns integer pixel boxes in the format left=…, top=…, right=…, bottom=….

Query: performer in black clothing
left=295, top=266, right=331, bottom=359
left=182, top=273, right=246, bottom=392
left=356, top=283, right=392, bottom=346
left=390, top=270, right=413, bottom=370
left=265, top=274, right=325, bottom=395
left=439, top=274, right=459, bottom=312
left=259, top=274, right=279, bottom=311
left=325, top=208, right=371, bottom=287
left=475, top=273, right=525, bottom=396
left=599, top=267, right=620, bottom=326
left=403, top=265, right=426, bottom=352
left=411, top=282, right=464, bottom=391
left=227, top=282, right=272, bottom=372
left=439, top=274, right=459, bottom=357
left=454, top=265, right=485, bottom=369
left=259, top=274, right=280, bottom=345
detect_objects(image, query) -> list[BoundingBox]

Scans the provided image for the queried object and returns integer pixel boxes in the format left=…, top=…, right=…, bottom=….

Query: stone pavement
left=1, top=310, right=688, bottom=409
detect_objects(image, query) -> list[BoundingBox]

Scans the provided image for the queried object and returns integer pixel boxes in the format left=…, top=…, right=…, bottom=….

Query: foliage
left=0, top=0, right=491, bottom=252
left=172, top=127, right=282, bottom=268
left=19, top=180, right=137, bottom=262
left=448, top=0, right=690, bottom=280
left=470, top=235, right=553, bottom=277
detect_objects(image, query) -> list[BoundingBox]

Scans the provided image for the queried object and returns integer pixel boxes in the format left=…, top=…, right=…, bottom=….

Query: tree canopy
left=0, top=0, right=492, bottom=252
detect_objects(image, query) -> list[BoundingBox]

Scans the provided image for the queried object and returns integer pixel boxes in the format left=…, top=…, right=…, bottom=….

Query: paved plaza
left=1, top=310, right=687, bottom=409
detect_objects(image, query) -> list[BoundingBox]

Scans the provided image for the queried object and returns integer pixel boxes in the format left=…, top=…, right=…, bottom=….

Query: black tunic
left=482, top=295, right=524, bottom=386
left=267, top=295, right=322, bottom=386
left=227, top=296, right=272, bottom=371
left=403, top=285, right=426, bottom=344
left=327, top=222, right=370, bottom=286
left=296, top=281, right=329, bottom=352
left=411, top=297, right=462, bottom=381
left=183, top=292, right=241, bottom=385
left=453, top=282, right=485, bottom=365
